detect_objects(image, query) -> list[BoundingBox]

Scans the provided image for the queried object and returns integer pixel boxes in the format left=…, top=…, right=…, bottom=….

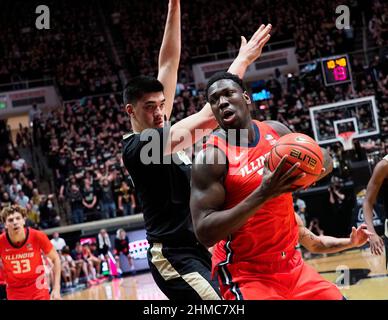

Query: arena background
left=0, top=0, right=387, bottom=300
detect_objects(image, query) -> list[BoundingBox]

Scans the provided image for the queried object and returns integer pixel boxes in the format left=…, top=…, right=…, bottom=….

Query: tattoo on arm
left=300, top=226, right=348, bottom=252
left=300, top=227, right=326, bottom=250
left=300, top=227, right=317, bottom=242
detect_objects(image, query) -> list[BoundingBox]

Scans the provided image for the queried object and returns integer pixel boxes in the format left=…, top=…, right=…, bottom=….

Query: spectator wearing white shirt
left=14, top=190, right=29, bottom=209
left=8, top=178, right=22, bottom=193
left=11, top=153, right=27, bottom=171
left=8, top=184, right=20, bottom=202
left=51, top=232, right=67, bottom=252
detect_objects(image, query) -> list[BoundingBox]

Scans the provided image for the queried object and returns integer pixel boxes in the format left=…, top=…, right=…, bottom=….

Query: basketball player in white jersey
left=363, top=154, right=388, bottom=255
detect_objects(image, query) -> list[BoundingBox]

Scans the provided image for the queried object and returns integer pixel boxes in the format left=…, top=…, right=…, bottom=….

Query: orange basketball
left=267, top=133, right=324, bottom=188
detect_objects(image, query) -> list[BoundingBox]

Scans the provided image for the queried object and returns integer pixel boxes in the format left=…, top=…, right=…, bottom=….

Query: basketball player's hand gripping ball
left=259, top=155, right=306, bottom=201
left=267, top=133, right=324, bottom=189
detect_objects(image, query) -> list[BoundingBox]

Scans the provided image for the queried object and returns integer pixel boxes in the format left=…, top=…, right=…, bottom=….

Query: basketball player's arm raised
left=165, top=25, right=272, bottom=154
left=296, top=214, right=372, bottom=254
left=363, top=159, right=388, bottom=255
left=190, top=146, right=304, bottom=247
left=157, top=0, right=181, bottom=120
left=46, top=247, right=61, bottom=300
left=227, top=24, right=271, bottom=79
left=264, top=120, right=333, bottom=181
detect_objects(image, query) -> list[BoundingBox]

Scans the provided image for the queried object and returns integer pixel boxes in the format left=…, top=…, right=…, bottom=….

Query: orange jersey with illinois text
left=0, top=228, right=53, bottom=290
left=206, top=121, right=299, bottom=275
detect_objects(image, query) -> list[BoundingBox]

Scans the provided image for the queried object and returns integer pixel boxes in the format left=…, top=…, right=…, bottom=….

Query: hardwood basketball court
left=62, top=248, right=388, bottom=300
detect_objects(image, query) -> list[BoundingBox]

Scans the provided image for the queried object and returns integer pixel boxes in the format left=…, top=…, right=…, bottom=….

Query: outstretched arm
left=165, top=24, right=272, bottom=154
left=296, top=213, right=371, bottom=254
left=157, top=0, right=181, bottom=120
left=363, top=159, right=388, bottom=255
left=228, top=24, right=271, bottom=78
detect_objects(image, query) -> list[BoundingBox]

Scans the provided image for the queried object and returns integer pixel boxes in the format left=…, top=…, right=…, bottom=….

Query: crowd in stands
left=0, top=0, right=384, bottom=98
left=0, top=0, right=383, bottom=103
left=30, top=95, right=137, bottom=225
left=369, top=0, right=388, bottom=47
left=0, top=0, right=121, bottom=100
left=106, top=0, right=364, bottom=82
left=0, top=120, right=60, bottom=228
left=49, top=229, right=135, bottom=293
left=103, top=0, right=388, bottom=145
left=0, top=124, right=62, bottom=230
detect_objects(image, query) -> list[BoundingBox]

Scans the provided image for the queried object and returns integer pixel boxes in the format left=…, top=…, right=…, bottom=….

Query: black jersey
left=380, top=165, right=388, bottom=217
left=380, top=183, right=388, bottom=217
left=377, top=156, right=388, bottom=217
left=115, top=237, right=130, bottom=255
left=122, top=127, right=197, bottom=245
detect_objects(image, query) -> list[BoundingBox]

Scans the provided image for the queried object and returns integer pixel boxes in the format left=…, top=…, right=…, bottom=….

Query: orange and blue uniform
left=0, top=227, right=53, bottom=300
left=206, top=120, right=343, bottom=300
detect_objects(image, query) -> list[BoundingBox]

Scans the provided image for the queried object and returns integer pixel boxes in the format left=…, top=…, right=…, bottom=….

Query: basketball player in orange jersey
left=190, top=72, right=371, bottom=300
left=0, top=251, right=6, bottom=300
left=363, top=155, right=388, bottom=256
left=0, top=205, right=61, bottom=300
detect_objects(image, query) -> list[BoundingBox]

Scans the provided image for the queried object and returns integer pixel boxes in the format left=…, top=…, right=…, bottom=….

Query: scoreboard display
left=0, top=96, right=7, bottom=110
left=321, top=55, right=352, bottom=86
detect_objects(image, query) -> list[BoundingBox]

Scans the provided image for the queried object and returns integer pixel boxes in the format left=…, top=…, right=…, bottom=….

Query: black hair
left=123, top=76, right=164, bottom=105
left=205, top=72, right=246, bottom=101
left=62, top=246, right=70, bottom=254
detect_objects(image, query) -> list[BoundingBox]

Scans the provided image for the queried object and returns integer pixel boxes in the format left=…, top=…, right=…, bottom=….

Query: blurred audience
left=51, top=232, right=67, bottom=252
left=0, top=1, right=121, bottom=100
